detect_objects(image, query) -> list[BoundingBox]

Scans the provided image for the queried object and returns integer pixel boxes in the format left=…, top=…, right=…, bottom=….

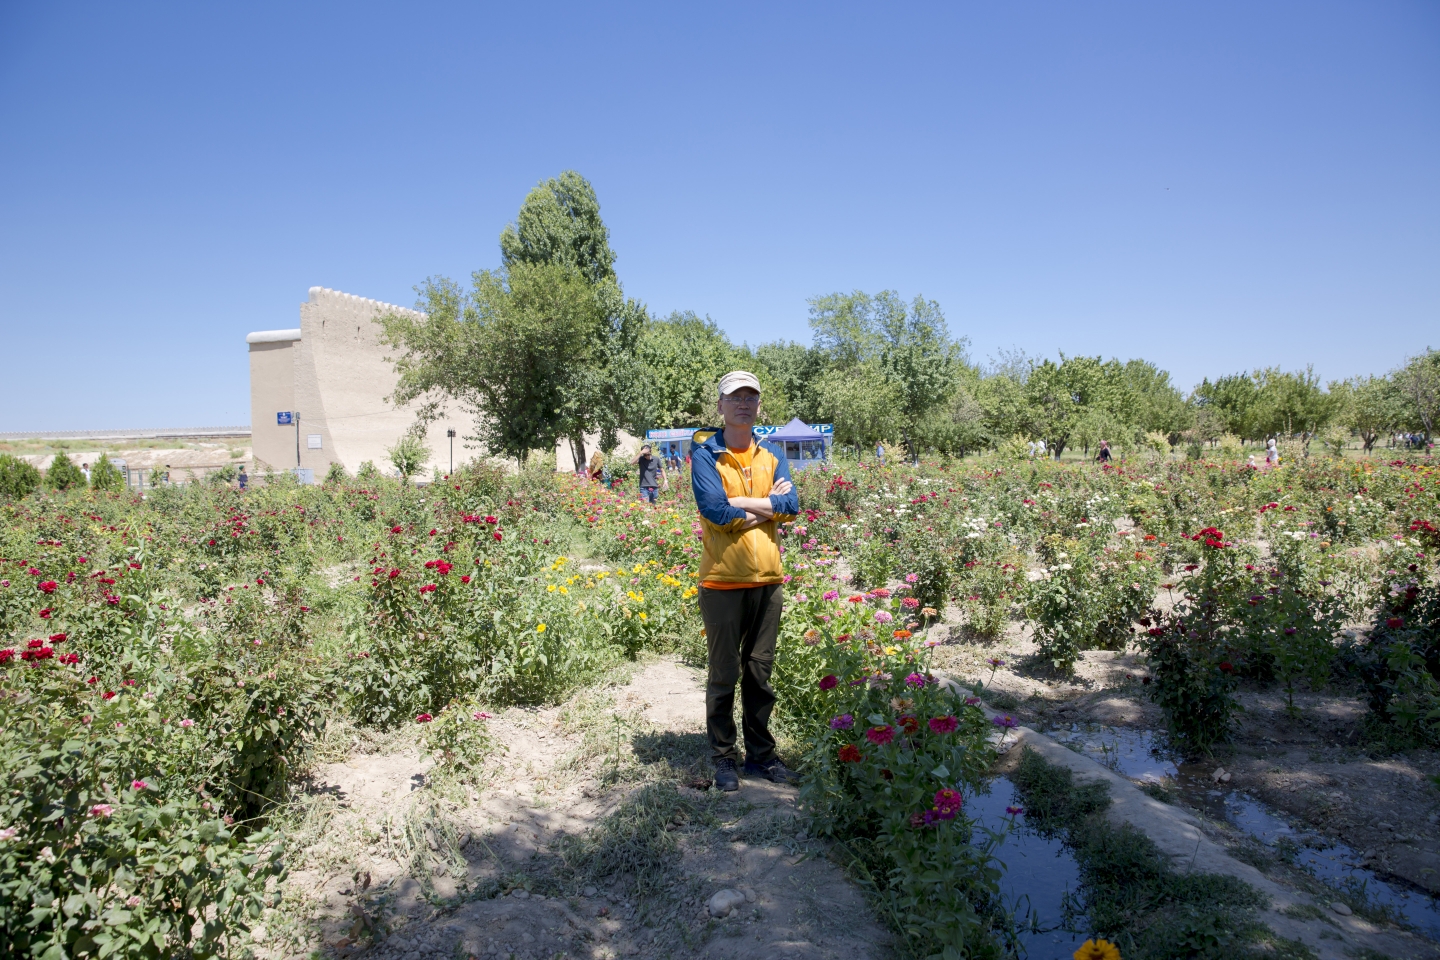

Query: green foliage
left=634, top=311, right=746, bottom=428
left=386, top=431, right=430, bottom=483
left=323, top=461, right=348, bottom=485
left=0, top=454, right=42, bottom=500
left=1027, top=528, right=1159, bottom=674
left=0, top=678, right=283, bottom=956
left=1396, top=347, right=1440, bottom=439
left=46, top=452, right=87, bottom=491
left=809, top=290, right=967, bottom=460
left=89, top=454, right=125, bottom=492
left=499, top=170, right=616, bottom=286
left=1140, top=601, right=1242, bottom=755
left=788, top=607, right=1006, bottom=957
left=1011, top=749, right=1275, bottom=960
left=1341, top=583, right=1440, bottom=745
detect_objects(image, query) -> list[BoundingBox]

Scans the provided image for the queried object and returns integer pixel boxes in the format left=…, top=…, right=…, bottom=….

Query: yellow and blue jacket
left=690, top=428, right=800, bottom=586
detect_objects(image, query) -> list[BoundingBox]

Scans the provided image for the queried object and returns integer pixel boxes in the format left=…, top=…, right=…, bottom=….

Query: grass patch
left=557, top=780, right=719, bottom=899
left=1010, top=747, right=1308, bottom=960
left=1139, top=781, right=1178, bottom=805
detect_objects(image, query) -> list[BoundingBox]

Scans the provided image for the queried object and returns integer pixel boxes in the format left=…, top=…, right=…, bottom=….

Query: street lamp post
left=446, top=429, right=456, bottom=475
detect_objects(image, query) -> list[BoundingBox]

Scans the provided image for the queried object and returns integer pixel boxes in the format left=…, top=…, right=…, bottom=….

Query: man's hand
left=729, top=476, right=794, bottom=521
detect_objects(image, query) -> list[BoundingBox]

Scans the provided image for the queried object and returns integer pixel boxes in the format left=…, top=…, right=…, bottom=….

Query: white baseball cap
left=718, top=370, right=762, bottom=397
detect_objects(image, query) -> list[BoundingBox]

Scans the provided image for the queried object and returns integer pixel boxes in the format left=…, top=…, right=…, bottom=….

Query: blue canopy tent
left=767, top=418, right=830, bottom=470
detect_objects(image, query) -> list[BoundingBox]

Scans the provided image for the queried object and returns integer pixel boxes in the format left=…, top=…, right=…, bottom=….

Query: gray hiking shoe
left=714, top=758, right=740, bottom=792
left=744, top=757, right=798, bottom=784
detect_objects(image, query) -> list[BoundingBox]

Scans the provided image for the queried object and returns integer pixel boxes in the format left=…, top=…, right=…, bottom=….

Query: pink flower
left=933, top=788, right=963, bottom=815
left=823, top=590, right=839, bottom=601
left=131, top=780, right=148, bottom=790
left=905, top=673, right=926, bottom=688
left=415, top=713, right=434, bottom=723
left=391, top=525, right=403, bottom=534
left=866, top=725, right=894, bottom=746
left=473, top=711, right=493, bottom=720
left=829, top=713, right=854, bottom=730
left=928, top=715, right=958, bottom=734
left=89, top=804, right=114, bottom=817
left=37, top=580, right=57, bottom=594
left=1005, top=806, right=1024, bottom=816
left=905, top=573, right=919, bottom=584
left=818, top=674, right=839, bottom=691
left=873, top=611, right=893, bottom=624
left=179, top=718, right=194, bottom=728
left=901, top=597, right=920, bottom=609
left=991, top=715, right=1018, bottom=730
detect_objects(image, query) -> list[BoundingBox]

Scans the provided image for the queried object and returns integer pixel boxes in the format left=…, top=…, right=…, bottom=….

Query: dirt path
left=275, top=660, right=890, bottom=960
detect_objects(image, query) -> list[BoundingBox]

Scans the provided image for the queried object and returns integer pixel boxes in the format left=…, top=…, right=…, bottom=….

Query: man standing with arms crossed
left=690, top=371, right=800, bottom=792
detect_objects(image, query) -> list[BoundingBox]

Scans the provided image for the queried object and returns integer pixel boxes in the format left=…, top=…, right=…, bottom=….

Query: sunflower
left=1073, top=939, right=1120, bottom=960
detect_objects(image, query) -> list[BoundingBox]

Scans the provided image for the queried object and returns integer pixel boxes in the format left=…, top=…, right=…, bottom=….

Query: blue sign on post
left=276, top=412, right=293, bottom=425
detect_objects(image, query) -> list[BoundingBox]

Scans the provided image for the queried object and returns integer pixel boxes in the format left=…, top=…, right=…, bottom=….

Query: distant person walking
left=1096, top=441, right=1112, bottom=464
left=875, top=442, right=885, bottom=465
left=587, top=451, right=604, bottom=483
left=238, top=466, right=248, bottom=490
left=636, top=444, right=668, bottom=503
left=692, top=371, right=800, bottom=793
left=1266, top=439, right=1279, bottom=466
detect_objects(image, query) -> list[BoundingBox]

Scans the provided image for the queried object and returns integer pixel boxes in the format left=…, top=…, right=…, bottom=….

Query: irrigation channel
left=1041, top=722, right=1440, bottom=944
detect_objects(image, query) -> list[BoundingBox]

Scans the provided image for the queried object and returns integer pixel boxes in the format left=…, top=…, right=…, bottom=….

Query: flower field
left=2, top=449, right=1438, bottom=958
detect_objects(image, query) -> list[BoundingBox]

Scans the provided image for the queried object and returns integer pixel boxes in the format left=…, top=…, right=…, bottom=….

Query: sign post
left=277, top=411, right=301, bottom=468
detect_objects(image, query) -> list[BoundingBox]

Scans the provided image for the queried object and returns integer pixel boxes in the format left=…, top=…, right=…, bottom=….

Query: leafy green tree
left=383, top=263, right=626, bottom=463
left=807, top=291, right=965, bottom=460
left=753, top=341, right=829, bottom=423
left=1117, top=359, right=1191, bottom=440
left=635, top=312, right=743, bottom=427
left=89, top=454, right=124, bottom=492
left=386, top=431, right=430, bottom=484
left=499, top=171, right=616, bottom=285
left=386, top=171, right=646, bottom=466
left=46, top=452, right=86, bottom=491
left=1024, top=355, right=1120, bottom=457
left=1396, top=348, right=1440, bottom=441
left=916, top=384, right=988, bottom=458
left=1332, top=375, right=1404, bottom=453
left=1193, top=374, right=1262, bottom=441
left=1251, top=366, right=1337, bottom=441
left=815, top=365, right=902, bottom=453
left=0, top=455, right=41, bottom=500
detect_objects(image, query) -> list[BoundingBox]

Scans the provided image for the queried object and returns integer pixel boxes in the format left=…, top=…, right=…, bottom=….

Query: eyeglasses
left=721, top=394, right=760, bottom=406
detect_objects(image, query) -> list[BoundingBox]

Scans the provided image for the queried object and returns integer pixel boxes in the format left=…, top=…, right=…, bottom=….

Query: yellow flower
left=1074, top=940, right=1120, bottom=960
left=559, top=586, right=568, bottom=595
left=638, top=611, right=647, bottom=620
left=536, top=623, right=547, bottom=633
left=547, top=584, right=557, bottom=592
left=884, top=646, right=898, bottom=656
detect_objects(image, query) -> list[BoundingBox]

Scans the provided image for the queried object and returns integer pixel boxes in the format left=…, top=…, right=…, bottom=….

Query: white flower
left=0, top=827, right=18, bottom=841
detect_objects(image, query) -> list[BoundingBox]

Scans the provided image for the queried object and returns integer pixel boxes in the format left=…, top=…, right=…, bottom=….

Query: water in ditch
left=970, top=777, right=1085, bottom=959
left=1044, top=722, right=1440, bottom=942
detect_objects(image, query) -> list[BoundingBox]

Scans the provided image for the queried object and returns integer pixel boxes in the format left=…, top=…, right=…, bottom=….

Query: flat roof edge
left=247, top=329, right=302, bottom=344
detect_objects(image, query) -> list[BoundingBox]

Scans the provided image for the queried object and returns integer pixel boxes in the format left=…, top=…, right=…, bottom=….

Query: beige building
left=248, top=287, right=469, bottom=479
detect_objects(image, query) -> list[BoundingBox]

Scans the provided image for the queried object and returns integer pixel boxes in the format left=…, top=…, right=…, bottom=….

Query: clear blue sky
left=2, top=1, right=1436, bottom=431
